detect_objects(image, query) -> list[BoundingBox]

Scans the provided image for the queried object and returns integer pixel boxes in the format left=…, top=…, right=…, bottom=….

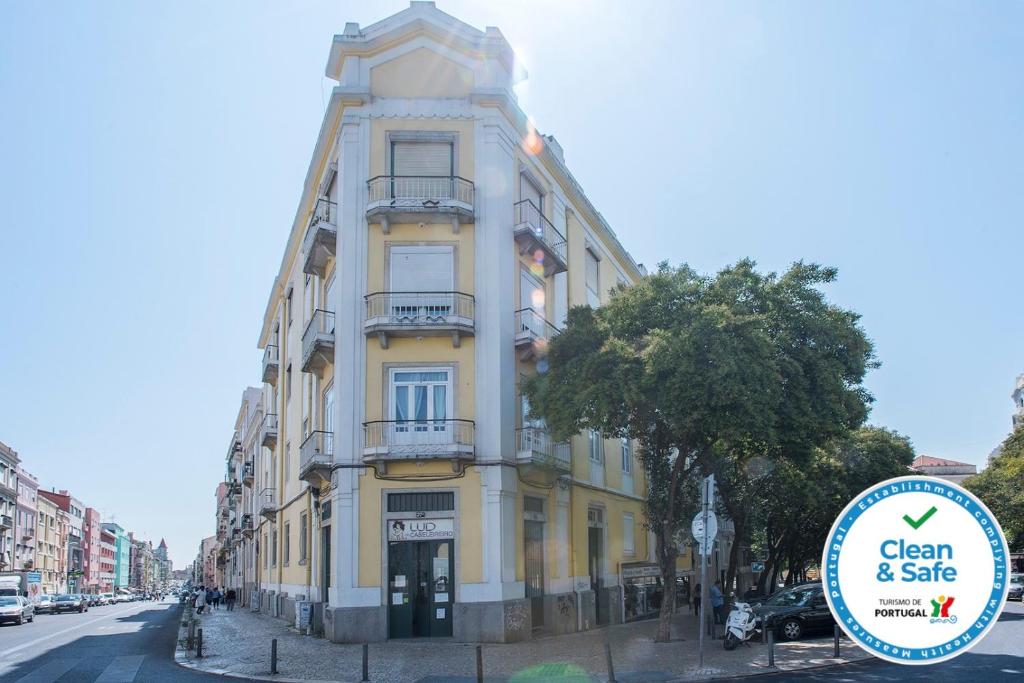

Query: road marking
left=13, top=657, right=78, bottom=682
left=95, top=655, right=145, bottom=682
left=0, top=605, right=163, bottom=659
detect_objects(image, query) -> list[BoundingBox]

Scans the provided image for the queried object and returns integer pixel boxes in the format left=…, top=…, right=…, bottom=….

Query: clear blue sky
left=2, top=1, right=1021, bottom=566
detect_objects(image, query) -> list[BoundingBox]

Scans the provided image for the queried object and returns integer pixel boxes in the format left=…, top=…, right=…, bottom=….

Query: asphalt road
left=737, top=599, right=1024, bottom=682
left=0, top=598, right=221, bottom=682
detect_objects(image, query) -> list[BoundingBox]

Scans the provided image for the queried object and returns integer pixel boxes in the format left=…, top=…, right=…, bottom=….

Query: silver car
left=0, top=597, right=34, bottom=625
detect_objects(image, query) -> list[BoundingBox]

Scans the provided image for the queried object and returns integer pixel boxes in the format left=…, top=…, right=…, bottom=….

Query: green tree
left=523, top=261, right=874, bottom=641
left=965, top=426, right=1024, bottom=549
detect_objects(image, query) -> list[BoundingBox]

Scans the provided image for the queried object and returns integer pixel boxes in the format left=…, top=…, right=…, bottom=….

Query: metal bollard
left=767, top=629, right=775, bottom=668
left=187, top=620, right=195, bottom=650
left=475, top=644, right=483, bottom=683
left=196, top=629, right=203, bottom=658
left=271, top=638, right=278, bottom=674
left=833, top=625, right=841, bottom=658
left=362, top=643, right=369, bottom=682
left=605, top=643, right=617, bottom=683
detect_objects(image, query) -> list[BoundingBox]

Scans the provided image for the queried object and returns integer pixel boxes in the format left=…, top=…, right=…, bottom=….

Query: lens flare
left=531, top=289, right=545, bottom=309
left=537, top=358, right=549, bottom=373
left=529, top=262, right=545, bottom=278
left=522, top=122, right=544, bottom=156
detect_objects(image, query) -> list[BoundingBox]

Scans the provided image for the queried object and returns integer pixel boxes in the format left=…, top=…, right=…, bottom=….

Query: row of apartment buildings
left=198, top=3, right=741, bottom=643
left=0, top=439, right=172, bottom=597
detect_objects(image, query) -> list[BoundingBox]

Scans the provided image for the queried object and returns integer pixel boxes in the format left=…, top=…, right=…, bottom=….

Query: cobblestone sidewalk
left=175, top=605, right=869, bottom=682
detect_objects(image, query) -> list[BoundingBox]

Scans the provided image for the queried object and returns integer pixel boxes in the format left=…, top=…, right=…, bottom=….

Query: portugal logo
left=822, top=476, right=1009, bottom=665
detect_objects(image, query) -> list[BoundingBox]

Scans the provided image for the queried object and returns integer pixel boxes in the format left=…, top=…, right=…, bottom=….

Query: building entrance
left=387, top=535, right=453, bottom=638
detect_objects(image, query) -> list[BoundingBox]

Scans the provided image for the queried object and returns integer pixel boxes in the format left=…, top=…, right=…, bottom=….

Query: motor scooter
left=723, top=601, right=761, bottom=650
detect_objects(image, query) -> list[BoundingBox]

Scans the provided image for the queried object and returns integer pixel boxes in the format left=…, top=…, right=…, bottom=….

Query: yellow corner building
left=219, top=2, right=695, bottom=643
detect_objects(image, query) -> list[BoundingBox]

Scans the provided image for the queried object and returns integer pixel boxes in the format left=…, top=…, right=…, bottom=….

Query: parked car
left=0, top=597, right=34, bottom=625
left=75, top=595, right=90, bottom=611
left=53, top=594, right=88, bottom=614
left=98, top=592, right=114, bottom=605
left=86, top=594, right=101, bottom=607
left=752, top=582, right=835, bottom=641
left=1008, top=574, right=1023, bottom=601
left=34, top=595, right=55, bottom=614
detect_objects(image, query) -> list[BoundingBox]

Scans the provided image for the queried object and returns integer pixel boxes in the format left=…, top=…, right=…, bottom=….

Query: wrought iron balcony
left=301, top=309, right=335, bottom=378
left=227, top=435, right=242, bottom=460
left=22, top=527, right=34, bottom=540
left=241, top=513, right=254, bottom=538
left=303, top=198, right=337, bottom=278
left=516, top=427, right=571, bottom=473
left=514, top=308, right=559, bottom=360
left=242, top=461, right=254, bottom=487
left=262, top=344, right=279, bottom=386
left=258, top=488, right=277, bottom=522
left=364, top=291, right=474, bottom=348
left=260, top=413, right=278, bottom=450
left=363, top=419, right=474, bottom=466
left=299, top=430, right=333, bottom=485
left=0, top=515, right=11, bottom=530
left=366, top=176, right=474, bottom=233
left=513, top=200, right=567, bottom=275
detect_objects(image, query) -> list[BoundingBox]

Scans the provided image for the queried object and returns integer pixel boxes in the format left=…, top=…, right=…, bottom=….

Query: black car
left=53, top=594, right=88, bottom=613
left=1008, top=574, right=1023, bottom=601
left=752, top=582, right=834, bottom=641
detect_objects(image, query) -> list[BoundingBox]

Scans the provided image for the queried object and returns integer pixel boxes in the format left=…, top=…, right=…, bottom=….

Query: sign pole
left=697, top=475, right=712, bottom=669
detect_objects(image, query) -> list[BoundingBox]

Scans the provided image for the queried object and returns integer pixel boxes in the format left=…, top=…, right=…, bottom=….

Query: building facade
left=0, top=442, right=19, bottom=572
left=83, top=507, right=102, bottom=593
left=1013, top=373, right=1024, bottom=431
left=36, top=494, right=66, bottom=594
left=912, top=455, right=978, bottom=484
left=238, top=3, right=658, bottom=643
left=99, top=527, right=116, bottom=591
left=38, top=490, right=87, bottom=593
left=102, top=523, right=129, bottom=589
left=154, top=538, right=171, bottom=586
left=14, top=466, right=38, bottom=572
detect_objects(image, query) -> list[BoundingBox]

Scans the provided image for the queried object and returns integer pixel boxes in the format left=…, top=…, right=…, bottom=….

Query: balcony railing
left=22, top=527, right=34, bottom=540
left=0, top=515, right=12, bottom=529
left=301, top=309, right=335, bottom=377
left=261, top=413, right=278, bottom=450
left=516, top=427, right=571, bottom=472
left=258, top=488, right=277, bottom=522
left=366, top=176, right=474, bottom=232
left=363, top=419, right=474, bottom=462
left=299, top=430, right=334, bottom=485
left=262, top=344, right=279, bottom=386
left=303, top=198, right=338, bottom=278
left=513, top=200, right=567, bottom=275
left=364, top=291, right=474, bottom=348
left=242, top=461, right=254, bottom=487
left=515, top=308, right=559, bottom=358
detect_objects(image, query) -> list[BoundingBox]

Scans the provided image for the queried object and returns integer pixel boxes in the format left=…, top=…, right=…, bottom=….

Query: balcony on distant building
left=299, top=430, right=333, bottom=486
left=258, top=488, right=277, bottom=522
left=514, top=308, right=560, bottom=360
left=262, top=344, right=280, bottom=386
left=260, top=413, right=278, bottom=450
left=363, top=419, right=474, bottom=471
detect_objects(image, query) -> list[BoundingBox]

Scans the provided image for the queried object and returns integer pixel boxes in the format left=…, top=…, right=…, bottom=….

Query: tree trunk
left=725, top=517, right=744, bottom=599
left=654, top=522, right=678, bottom=642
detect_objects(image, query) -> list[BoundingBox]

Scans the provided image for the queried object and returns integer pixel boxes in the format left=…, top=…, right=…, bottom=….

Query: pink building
left=14, top=466, right=38, bottom=571
left=83, top=508, right=102, bottom=592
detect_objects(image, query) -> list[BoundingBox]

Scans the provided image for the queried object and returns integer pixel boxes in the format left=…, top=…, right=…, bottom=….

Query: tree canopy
left=965, top=425, right=1024, bottom=550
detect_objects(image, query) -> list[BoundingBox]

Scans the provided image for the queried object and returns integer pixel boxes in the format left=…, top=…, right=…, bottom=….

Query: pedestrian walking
left=225, top=588, right=236, bottom=611
left=693, top=582, right=702, bottom=616
left=195, top=586, right=207, bottom=614
left=214, top=587, right=223, bottom=609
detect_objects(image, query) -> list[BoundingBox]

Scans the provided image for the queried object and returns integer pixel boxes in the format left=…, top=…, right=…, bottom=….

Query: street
left=0, top=598, right=218, bottom=682
left=742, top=599, right=1024, bottom=682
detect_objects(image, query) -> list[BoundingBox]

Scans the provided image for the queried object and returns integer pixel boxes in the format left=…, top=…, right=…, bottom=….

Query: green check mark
left=903, top=506, right=937, bottom=530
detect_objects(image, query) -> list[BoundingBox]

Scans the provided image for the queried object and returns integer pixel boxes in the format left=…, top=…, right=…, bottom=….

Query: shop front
left=386, top=517, right=454, bottom=639
left=622, top=562, right=663, bottom=621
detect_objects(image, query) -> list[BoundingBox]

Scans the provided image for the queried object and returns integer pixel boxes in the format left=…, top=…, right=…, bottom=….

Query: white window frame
left=589, top=430, right=604, bottom=463
left=388, top=367, right=455, bottom=423
left=621, top=439, right=633, bottom=474
left=623, top=513, right=635, bottom=556
left=585, top=248, right=601, bottom=308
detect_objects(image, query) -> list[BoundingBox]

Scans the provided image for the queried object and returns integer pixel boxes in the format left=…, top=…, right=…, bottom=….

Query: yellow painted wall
left=364, top=336, right=476, bottom=422
left=370, top=47, right=474, bottom=99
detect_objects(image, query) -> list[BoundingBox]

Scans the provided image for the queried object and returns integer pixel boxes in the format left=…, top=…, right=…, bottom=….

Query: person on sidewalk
left=225, top=588, right=236, bottom=611
left=710, top=581, right=725, bottom=628
left=195, top=586, right=207, bottom=614
left=693, top=583, right=702, bottom=616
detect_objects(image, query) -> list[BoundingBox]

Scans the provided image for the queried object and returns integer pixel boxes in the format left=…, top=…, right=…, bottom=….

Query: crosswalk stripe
left=94, top=655, right=146, bottom=682
left=13, top=657, right=78, bottom=683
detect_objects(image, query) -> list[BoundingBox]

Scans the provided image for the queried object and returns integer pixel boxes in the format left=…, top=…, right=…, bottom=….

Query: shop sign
left=621, top=563, right=661, bottom=580
left=388, top=518, right=454, bottom=542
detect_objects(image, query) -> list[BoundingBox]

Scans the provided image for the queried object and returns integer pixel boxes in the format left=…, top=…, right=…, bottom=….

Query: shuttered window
left=390, top=246, right=454, bottom=292
left=392, top=141, right=453, bottom=177
left=387, top=492, right=455, bottom=513
left=520, top=174, right=543, bottom=212
left=585, top=249, right=600, bottom=308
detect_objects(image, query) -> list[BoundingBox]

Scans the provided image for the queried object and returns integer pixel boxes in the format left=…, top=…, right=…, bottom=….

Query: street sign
left=692, top=510, right=718, bottom=556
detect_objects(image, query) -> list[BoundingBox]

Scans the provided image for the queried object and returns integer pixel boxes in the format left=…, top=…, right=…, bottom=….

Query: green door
left=388, top=539, right=453, bottom=638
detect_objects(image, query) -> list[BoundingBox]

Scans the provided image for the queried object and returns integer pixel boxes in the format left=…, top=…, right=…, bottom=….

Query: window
left=389, top=246, right=454, bottom=295
left=585, top=249, right=600, bottom=308
left=520, top=173, right=544, bottom=213
left=286, top=290, right=293, bottom=328
left=623, top=513, right=635, bottom=555
left=589, top=430, right=604, bottom=463
left=299, top=512, right=308, bottom=563
left=304, top=274, right=313, bottom=319
left=271, top=530, right=278, bottom=566
left=283, top=522, right=290, bottom=566
left=263, top=534, right=269, bottom=569
left=621, top=439, right=633, bottom=474
left=391, top=140, right=453, bottom=177
left=390, top=368, right=452, bottom=425
left=286, top=364, right=293, bottom=400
